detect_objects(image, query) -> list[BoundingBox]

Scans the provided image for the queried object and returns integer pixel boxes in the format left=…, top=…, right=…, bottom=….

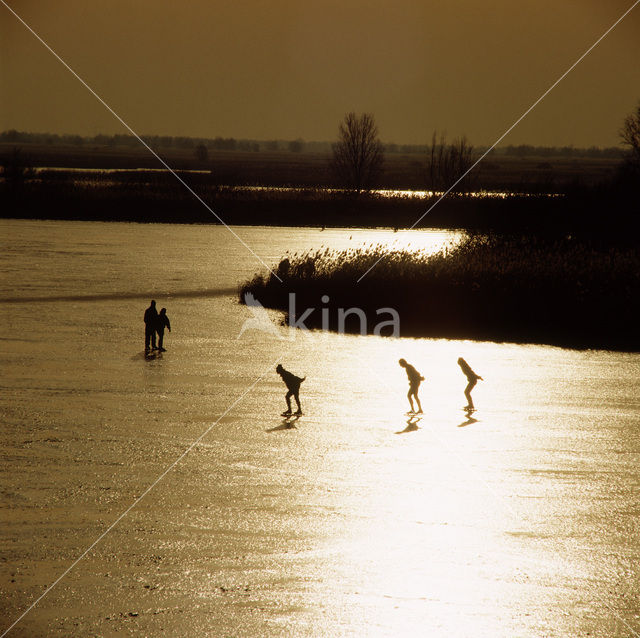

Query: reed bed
left=240, top=234, right=639, bottom=350
left=4, top=168, right=637, bottom=235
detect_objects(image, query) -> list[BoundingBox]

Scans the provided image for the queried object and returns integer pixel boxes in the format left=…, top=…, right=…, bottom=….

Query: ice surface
left=1, top=220, right=639, bottom=637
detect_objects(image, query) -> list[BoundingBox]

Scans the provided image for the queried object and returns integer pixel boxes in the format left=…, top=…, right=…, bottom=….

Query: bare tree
left=426, top=132, right=476, bottom=194
left=330, top=112, right=384, bottom=191
left=620, top=102, right=640, bottom=164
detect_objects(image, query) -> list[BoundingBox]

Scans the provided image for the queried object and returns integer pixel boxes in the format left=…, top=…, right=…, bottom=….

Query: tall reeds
left=240, top=234, right=639, bottom=350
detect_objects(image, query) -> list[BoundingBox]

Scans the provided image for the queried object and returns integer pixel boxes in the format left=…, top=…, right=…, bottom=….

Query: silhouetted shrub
left=240, top=234, right=640, bottom=350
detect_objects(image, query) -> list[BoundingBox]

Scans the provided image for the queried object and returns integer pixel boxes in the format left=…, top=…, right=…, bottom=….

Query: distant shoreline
left=2, top=142, right=637, bottom=237
left=1, top=183, right=636, bottom=241
left=0, top=139, right=627, bottom=192
left=0, top=166, right=631, bottom=235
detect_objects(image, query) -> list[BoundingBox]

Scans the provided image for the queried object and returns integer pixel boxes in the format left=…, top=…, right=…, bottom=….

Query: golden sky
left=1, top=0, right=639, bottom=146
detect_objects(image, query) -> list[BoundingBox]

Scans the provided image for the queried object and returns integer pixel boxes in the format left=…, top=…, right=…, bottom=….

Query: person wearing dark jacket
left=156, top=307, right=171, bottom=352
left=144, top=300, right=158, bottom=352
left=276, top=364, right=305, bottom=416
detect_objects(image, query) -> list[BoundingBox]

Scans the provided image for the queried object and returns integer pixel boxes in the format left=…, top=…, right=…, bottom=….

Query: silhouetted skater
left=144, top=300, right=158, bottom=352
left=276, top=364, right=305, bottom=416
left=156, top=307, right=171, bottom=351
left=399, top=358, right=424, bottom=413
left=457, top=357, right=483, bottom=410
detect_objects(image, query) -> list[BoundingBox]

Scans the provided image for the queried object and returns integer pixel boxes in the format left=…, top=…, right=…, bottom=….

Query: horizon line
left=0, top=129, right=627, bottom=153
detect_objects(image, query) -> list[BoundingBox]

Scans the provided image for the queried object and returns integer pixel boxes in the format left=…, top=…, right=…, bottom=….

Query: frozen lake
left=1, top=219, right=639, bottom=637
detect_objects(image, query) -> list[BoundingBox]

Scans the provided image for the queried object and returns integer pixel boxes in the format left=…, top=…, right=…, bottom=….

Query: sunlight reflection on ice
left=1, top=220, right=637, bottom=637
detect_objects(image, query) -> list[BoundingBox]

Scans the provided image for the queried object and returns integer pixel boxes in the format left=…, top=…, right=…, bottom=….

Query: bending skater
left=156, top=307, right=171, bottom=352
left=399, top=358, right=424, bottom=414
left=144, top=300, right=158, bottom=352
left=457, top=357, right=483, bottom=410
left=276, top=364, right=305, bottom=416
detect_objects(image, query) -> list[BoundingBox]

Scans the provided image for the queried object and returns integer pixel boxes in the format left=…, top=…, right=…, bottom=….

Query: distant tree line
left=499, top=144, right=624, bottom=159
left=0, top=130, right=311, bottom=154
left=0, top=129, right=625, bottom=159
left=385, top=143, right=625, bottom=158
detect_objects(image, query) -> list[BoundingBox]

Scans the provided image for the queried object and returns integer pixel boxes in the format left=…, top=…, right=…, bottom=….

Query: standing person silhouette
left=276, top=364, right=305, bottom=416
left=156, top=307, right=171, bottom=352
left=399, top=358, right=424, bottom=414
left=457, top=357, right=483, bottom=410
left=144, top=300, right=158, bottom=352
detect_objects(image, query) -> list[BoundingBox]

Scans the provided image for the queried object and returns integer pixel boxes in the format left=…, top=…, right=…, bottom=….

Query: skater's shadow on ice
left=266, top=416, right=300, bottom=432
left=133, top=350, right=163, bottom=361
left=396, top=416, right=422, bottom=434
left=458, top=409, right=479, bottom=428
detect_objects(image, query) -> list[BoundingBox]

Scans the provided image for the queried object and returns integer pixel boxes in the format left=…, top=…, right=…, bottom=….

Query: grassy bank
left=2, top=174, right=638, bottom=238
left=0, top=174, right=557, bottom=228
left=239, top=234, right=640, bottom=351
